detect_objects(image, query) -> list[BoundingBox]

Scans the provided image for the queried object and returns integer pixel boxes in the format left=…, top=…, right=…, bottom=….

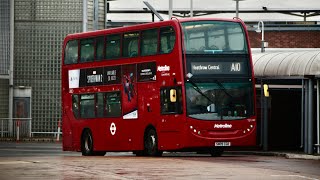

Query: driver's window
left=160, top=86, right=182, bottom=114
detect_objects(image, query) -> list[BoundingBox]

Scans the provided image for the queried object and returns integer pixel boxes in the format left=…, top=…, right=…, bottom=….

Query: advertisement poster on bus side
left=122, top=64, right=138, bottom=119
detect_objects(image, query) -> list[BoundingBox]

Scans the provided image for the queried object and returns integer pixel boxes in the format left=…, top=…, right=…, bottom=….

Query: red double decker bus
left=62, top=18, right=256, bottom=156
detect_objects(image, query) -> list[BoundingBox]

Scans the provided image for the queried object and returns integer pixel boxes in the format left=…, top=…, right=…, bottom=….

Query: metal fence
left=0, top=118, right=62, bottom=140
left=0, top=118, right=31, bottom=139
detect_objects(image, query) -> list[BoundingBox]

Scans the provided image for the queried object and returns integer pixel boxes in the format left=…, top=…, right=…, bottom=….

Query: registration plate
left=215, top=142, right=231, bottom=147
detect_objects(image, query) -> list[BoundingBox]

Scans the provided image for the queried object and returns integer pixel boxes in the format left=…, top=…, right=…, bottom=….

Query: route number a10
left=231, top=63, right=241, bottom=72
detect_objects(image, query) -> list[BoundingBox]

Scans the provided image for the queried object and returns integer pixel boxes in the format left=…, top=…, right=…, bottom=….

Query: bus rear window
left=64, top=40, right=78, bottom=64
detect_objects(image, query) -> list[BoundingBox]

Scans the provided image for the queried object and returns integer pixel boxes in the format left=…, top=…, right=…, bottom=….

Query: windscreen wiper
left=214, top=79, right=233, bottom=98
left=187, top=79, right=214, bottom=104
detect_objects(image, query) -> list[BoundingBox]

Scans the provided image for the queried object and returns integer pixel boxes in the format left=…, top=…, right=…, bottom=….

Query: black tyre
left=81, top=129, right=94, bottom=156
left=209, top=148, right=224, bottom=157
left=144, top=128, right=163, bottom=156
left=133, top=151, right=144, bottom=156
left=94, top=151, right=106, bottom=156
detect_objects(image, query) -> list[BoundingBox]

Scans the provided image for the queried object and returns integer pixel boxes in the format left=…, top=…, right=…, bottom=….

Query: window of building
left=141, top=29, right=158, bottom=56
left=96, top=37, right=104, bottom=61
left=160, top=26, right=176, bottom=54
left=80, top=39, right=94, bottom=63
left=160, top=86, right=182, bottom=114
left=105, top=92, right=121, bottom=117
left=106, top=34, right=121, bottom=59
left=123, top=32, right=139, bottom=58
left=80, top=94, right=95, bottom=118
left=64, top=40, right=78, bottom=64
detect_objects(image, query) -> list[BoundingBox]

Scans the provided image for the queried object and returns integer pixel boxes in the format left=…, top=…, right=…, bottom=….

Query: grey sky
left=107, top=0, right=320, bottom=21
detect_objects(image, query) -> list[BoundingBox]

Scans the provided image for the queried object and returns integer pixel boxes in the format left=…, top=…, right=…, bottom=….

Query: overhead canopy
left=107, top=0, right=320, bottom=21
left=252, top=50, right=320, bottom=78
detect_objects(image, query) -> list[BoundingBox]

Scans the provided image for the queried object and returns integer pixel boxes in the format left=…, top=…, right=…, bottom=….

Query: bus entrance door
left=158, top=86, right=184, bottom=150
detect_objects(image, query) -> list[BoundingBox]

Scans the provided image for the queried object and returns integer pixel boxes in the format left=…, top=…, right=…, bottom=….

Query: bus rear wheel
left=144, top=128, right=162, bottom=156
left=81, top=129, right=94, bottom=156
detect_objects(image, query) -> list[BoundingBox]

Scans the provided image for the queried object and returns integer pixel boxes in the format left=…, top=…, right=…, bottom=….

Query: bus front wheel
left=81, top=129, right=94, bottom=156
left=209, top=148, right=224, bottom=157
left=144, top=128, right=163, bottom=156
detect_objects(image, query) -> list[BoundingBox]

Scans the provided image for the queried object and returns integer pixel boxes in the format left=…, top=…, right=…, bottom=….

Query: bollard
left=16, top=120, right=20, bottom=142
left=57, top=120, right=61, bottom=142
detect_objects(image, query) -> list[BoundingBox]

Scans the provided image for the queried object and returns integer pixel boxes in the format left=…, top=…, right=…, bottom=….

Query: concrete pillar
left=94, top=0, right=99, bottom=30
left=262, top=82, right=269, bottom=151
left=301, top=79, right=304, bottom=149
left=317, top=79, right=320, bottom=154
left=169, top=0, right=173, bottom=19
left=190, top=0, right=193, bottom=17
left=304, top=79, right=308, bottom=153
left=307, top=79, right=314, bottom=154
left=9, top=0, right=14, bottom=134
left=83, top=0, right=87, bottom=32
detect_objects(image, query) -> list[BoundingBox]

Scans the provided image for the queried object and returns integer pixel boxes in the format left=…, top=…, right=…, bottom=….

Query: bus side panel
left=131, top=82, right=159, bottom=151
left=62, top=114, right=73, bottom=151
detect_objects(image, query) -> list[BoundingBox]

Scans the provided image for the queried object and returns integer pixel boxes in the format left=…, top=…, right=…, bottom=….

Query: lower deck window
left=80, top=94, right=95, bottom=118
left=105, top=92, right=121, bottom=117
left=71, top=91, right=121, bottom=119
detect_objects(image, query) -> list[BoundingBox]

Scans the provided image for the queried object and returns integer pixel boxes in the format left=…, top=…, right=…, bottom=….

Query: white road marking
left=0, top=161, right=32, bottom=165
left=271, top=175, right=319, bottom=180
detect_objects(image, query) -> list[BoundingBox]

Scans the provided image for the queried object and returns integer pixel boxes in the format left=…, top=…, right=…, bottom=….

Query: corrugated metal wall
left=1, top=0, right=107, bottom=135
left=0, top=0, right=10, bottom=119
left=0, top=0, right=10, bottom=76
left=0, top=80, right=9, bottom=119
left=14, top=0, right=82, bottom=134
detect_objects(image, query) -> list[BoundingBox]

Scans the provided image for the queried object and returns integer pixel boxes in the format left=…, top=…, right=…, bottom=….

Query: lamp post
left=256, top=20, right=266, bottom=53
left=233, top=0, right=245, bottom=18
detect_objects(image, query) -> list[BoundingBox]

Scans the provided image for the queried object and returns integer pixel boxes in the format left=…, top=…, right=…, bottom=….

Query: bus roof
left=63, top=17, right=244, bottom=42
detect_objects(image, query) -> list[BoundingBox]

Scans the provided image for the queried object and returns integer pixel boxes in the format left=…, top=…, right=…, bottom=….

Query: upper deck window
left=182, top=21, right=248, bottom=54
left=96, top=37, right=104, bottom=61
left=123, top=32, right=139, bottom=58
left=64, top=26, right=176, bottom=65
left=141, top=29, right=158, bottom=56
left=160, top=26, right=175, bottom=54
left=106, top=34, right=121, bottom=59
left=64, top=40, right=78, bottom=64
left=80, top=39, right=95, bottom=63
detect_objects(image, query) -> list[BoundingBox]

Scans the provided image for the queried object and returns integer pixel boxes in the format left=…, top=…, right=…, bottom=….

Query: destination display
left=190, top=61, right=247, bottom=75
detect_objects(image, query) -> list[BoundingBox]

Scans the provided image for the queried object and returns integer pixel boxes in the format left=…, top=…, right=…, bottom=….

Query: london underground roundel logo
left=110, top=122, right=116, bottom=135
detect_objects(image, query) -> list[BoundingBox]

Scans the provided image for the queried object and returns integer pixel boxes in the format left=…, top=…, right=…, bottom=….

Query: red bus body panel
left=61, top=18, right=257, bottom=153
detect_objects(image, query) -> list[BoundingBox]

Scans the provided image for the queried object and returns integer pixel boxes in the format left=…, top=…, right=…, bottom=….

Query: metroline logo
left=214, top=124, right=232, bottom=128
left=157, top=65, right=170, bottom=72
